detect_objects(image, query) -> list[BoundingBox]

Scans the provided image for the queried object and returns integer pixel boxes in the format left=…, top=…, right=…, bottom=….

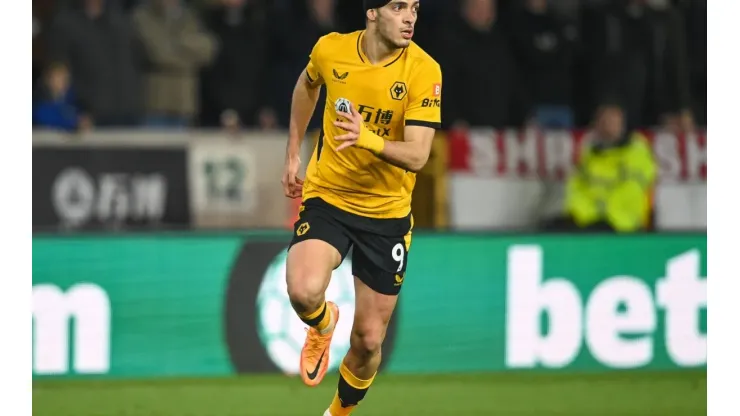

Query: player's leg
left=326, top=275, right=398, bottom=415
left=287, top=208, right=351, bottom=387
left=286, top=239, right=340, bottom=322
left=326, top=224, right=411, bottom=415
left=344, top=284, right=395, bottom=379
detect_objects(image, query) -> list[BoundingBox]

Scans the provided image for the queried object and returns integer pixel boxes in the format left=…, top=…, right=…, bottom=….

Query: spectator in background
left=32, top=62, right=92, bottom=132
left=199, top=0, right=271, bottom=130
left=333, top=0, right=365, bottom=34
left=122, top=0, right=143, bottom=11
left=440, top=0, right=526, bottom=129
left=542, top=105, right=657, bottom=233
left=509, top=0, right=578, bottom=128
left=46, top=0, right=144, bottom=128
left=548, top=0, right=581, bottom=21
left=268, top=0, right=340, bottom=130
left=682, top=0, right=706, bottom=126
left=134, top=0, right=217, bottom=128
left=581, top=0, right=693, bottom=131
left=33, top=0, right=58, bottom=84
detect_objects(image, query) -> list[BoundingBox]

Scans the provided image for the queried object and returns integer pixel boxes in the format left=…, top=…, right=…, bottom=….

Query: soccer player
left=281, top=0, right=441, bottom=414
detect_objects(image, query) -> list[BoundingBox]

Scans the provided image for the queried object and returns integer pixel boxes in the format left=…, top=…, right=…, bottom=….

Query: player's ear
left=366, top=8, right=377, bottom=22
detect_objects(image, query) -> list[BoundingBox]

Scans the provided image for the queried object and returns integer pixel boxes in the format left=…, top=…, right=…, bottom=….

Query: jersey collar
left=356, top=30, right=407, bottom=67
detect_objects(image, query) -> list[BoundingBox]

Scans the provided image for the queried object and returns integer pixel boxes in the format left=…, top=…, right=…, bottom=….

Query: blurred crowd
left=32, top=0, right=706, bottom=133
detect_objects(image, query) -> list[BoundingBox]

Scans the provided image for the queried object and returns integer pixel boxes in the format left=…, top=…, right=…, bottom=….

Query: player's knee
left=286, top=270, right=325, bottom=313
left=350, top=326, right=384, bottom=359
left=286, top=283, right=324, bottom=313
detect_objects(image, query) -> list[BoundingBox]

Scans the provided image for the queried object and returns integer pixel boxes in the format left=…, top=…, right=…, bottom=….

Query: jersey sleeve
left=305, top=37, right=326, bottom=87
left=404, top=60, right=442, bottom=129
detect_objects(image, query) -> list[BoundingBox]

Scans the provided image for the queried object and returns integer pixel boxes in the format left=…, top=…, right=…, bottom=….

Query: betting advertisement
left=32, top=232, right=706, bottom=379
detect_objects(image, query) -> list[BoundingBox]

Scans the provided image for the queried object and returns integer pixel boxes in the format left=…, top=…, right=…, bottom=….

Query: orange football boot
left=300, top=301, right=339, bottom=387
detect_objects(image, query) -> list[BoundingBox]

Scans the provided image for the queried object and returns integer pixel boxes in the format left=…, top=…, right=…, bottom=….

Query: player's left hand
left=334, top=103, right=362, bottom=151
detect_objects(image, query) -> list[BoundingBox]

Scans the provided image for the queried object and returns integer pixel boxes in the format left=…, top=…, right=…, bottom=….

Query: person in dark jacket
left=199, top=0, right=271, bottom=129
left=267, top=0, right=343, bottom=130
left=46, top=0, right=144, bottom=127
left=581, top=0, right=693, bottom=131
left=681, top=0, right=706, bottom=126
left=509, top=0, right=578, bottom=128
left=438, top=0, right=527, bottom=129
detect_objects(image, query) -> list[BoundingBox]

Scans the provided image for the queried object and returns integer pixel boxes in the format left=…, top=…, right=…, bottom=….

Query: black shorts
left=288, top=197, right=413, bottom=296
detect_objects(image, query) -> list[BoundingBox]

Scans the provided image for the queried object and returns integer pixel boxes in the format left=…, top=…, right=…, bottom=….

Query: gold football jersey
left=302, top=30, right=442, bottom=219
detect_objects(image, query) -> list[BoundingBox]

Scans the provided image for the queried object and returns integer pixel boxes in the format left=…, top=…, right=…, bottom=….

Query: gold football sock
left=328, top=363, right=376, bottom=415
left=297, top=301, right=333, bottom=333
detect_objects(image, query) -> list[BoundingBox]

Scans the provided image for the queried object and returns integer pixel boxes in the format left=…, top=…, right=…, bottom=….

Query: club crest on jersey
left=390, top=81, right=408, bottom=101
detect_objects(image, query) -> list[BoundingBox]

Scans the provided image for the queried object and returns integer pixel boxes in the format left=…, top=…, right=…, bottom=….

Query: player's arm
left=286, top=70, right=323, bottom=156
left=335, top=109, right=434, bottom=172
left=282, top=39, right=325, bottom=198
left=377, top=125, right=434, bottom=172
left=335, top=61, right=442, bottom=172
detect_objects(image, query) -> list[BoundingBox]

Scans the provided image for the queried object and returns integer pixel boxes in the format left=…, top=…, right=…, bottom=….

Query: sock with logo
left=297, top=301, right=333, bottom=334
left=328, top=363, right=375, bottom=416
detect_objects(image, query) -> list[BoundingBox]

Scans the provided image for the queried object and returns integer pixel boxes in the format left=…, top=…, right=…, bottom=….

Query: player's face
left=376, top=1, right=419, bottom=48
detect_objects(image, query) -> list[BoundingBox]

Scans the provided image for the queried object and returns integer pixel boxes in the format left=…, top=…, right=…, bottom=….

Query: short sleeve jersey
left=302, top=30, right=442, bottom=219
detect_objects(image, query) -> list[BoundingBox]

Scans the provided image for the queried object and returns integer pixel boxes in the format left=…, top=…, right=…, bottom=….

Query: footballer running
left=281, top=0, right=441, bottom=414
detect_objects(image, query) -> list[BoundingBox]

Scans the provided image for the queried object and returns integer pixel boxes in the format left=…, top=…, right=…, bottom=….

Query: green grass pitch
left=33, top=371, right=706, bottom=416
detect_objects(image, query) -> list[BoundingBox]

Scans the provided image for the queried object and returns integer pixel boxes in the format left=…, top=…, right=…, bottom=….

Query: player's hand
left=282, top=154, right=304, bottom=199
left=334, top=102, right=362, bottom=151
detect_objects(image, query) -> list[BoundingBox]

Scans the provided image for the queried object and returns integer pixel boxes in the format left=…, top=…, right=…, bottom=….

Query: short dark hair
left=363, top=0, right=391, bottom=12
